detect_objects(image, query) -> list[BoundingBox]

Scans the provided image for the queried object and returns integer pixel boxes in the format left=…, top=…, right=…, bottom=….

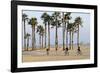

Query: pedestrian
left=77, top=46, right=82, bottom=55
left=46, top=48, right=49, bottom=55
left=65, top=47, right=69, bottom=56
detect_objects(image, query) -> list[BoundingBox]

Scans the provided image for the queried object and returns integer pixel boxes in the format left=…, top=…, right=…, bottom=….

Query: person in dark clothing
left=77, top=46, right=82, bottom=55
left=46, top=48, right=49, bottom=55
left=55, top=48, right=57, bottom=55
left=65, top=47, right=69, bottom=56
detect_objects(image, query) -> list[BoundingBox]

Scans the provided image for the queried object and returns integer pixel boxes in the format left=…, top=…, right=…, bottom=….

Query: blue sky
left=22, top=10, right=90, bottom=48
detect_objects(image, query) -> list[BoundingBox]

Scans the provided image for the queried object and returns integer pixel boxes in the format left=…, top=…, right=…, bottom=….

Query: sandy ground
left=22, top=45, right=90, bottom=62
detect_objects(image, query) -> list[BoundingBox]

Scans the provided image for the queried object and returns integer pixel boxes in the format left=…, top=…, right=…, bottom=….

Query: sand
left=22, top=45, right=90, bottom=62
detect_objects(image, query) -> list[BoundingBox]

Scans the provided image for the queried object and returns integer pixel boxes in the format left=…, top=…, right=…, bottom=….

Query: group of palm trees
left=22, top=11, right=83, bottom=55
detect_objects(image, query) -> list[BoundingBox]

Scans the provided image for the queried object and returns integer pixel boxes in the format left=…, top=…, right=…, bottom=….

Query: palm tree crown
left=37, top=25, right=44, bottom=35
left=51, top=12, right=62, bottom=27
left=74, top=17, right=82, bottom=27
left=22, top=13, right=28, bottom=21
left=64, top=12, right=71, bottom=21
left=28, top=17, right=38, bottom=27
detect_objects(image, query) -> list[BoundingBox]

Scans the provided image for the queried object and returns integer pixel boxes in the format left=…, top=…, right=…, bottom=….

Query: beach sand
left=22, top=45, right=90, bottom=62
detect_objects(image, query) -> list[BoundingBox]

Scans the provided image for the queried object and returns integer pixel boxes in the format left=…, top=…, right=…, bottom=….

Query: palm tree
left=47, top=18, right=50, bottom=50
left=37, top=25, right=44, bottom=49
left=71, top=26, right=74, bottom=50
left=67, top=23, right=73, bottom=50
left=67, top=22, right=77, bottom=50
left=47, top=14, right=53, bottom=50
left=61, top=12, right=71, bottom=51
left=62, top=12, right=71, bottom=50
left=28, top=17, right=38, bottom=50
left=62, top=12, right=65, bottom=50
left=25, top=33, right=30, bottom=51
left=22, top=13, right=28, bottom=51
left=71, top=23, right=76, bottom=50
left=41, top=13, right=48, bottom=49
left=74, top=17, right=82, bottom=50
left=51, top=12, right=61, bottom=51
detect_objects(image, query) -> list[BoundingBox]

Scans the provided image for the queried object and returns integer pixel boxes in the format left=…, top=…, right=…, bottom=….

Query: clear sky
left=22, top=10, right=90, bottom=48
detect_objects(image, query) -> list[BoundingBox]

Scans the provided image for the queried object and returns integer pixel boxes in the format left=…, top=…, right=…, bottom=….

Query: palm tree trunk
left=55, top=25, right=58, bottom=51
left=42, top=35, right=43, bottom=48
left=24, top=20, right=26, bottom=51
left=32, top=28, right=33, bottom=50
left=62, top=12, right=65, bottom=50
left=69, top=31, right=71, bottom=50
left=48, top=22, right=50, bottom=50
left=72, top=31, right=74, bottom=50
left=39, top=35, right=41, bottom=49
left=77, top=25, right=79, bottom=48
left=32, top=26, right=35, bottom=50
left=63, top=25, right=65, bottom=50
left=33, top=26, right=35, bottom=50
left=66, top=29, right=68, bottom=49
left=34, top=26, right=36, bottom=49
left=45, top=23, right=47, bottom=48
left=66, top=21, right=69, bottom=49
left=27, top=37, right=29, bottom=51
